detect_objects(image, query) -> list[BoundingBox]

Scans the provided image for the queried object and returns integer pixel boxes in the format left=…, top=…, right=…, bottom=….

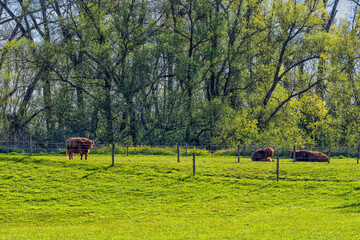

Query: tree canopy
left=1, top=0, right=359, bottom=147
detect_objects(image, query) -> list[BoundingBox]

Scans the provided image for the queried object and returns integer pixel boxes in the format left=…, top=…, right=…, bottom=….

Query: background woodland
left=1, top=0, right=360, bottom=147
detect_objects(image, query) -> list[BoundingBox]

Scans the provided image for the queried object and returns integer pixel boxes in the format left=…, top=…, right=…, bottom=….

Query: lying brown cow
left=252, top=147, right=274, bottom=162
left=291, top=150, right=329, bottom=162
left=66, top=137, right=94, bottom=160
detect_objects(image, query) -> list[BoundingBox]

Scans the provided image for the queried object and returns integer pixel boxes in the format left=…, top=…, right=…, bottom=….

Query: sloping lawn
left=1, top=154, right=360, bottom=239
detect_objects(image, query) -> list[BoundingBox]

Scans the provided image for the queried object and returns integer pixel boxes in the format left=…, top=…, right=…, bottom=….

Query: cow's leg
left=80, top=154, right=83, bottom=160
left=85, top=154, right=88, bottom=160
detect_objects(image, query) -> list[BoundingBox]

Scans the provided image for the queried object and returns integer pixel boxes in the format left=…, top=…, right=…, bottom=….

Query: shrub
left=0, top=145, right=8, bottom=153
left=212, top=149, right=237, bottom=156
left=9, top=151, right=28, bottom=156
left=127, top=146, right=176, bottom=155
left=186, top=147, right=211, bottom=156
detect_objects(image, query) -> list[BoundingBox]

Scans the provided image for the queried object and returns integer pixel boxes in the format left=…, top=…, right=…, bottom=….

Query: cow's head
left=89, top=139, right=94, bottom=148
left=84, top=139, right=94, bottom=149
left=264, top=147, right=274, bottom=157
left=79, top=138, right=94, bottom=149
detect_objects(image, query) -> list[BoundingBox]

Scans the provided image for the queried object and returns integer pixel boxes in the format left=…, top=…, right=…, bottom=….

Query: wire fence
left=2, top=139, right=360, bottom=181
left=0, top=139, right=359, bottom=159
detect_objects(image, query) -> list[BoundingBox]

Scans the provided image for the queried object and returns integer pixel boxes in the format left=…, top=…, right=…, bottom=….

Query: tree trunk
left=316, top=0, right=339, bottom=98
left=104, top=77, right=113, bottom=143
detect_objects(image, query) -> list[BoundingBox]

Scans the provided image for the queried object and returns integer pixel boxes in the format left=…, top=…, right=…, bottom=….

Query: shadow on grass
left=0, top=154, right=96, bottom=170
left=15, top=156, right=32, bottom=162
left=81, top=165, right=113, bottom=179
left=335, top=203, right=360, bottom=213
left=0, top=155, right=33, bottom=163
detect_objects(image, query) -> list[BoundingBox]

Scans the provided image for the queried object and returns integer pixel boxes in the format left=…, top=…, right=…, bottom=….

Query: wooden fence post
left=357, top=146, right=360, bottom=164
left=243, top=144, right=246, bottom=158
left=126, top=146, right=129, bottom=156
left=328, top=147, right=331, bottom=164
left=293, top=146, right=296, bottom=163
left=112, top=143, right=115, bottom=166
left=7, top=139, right=10, bottom=155
left=237, top=145, right=240, bottom=163
left=177, top=145, right=180, bottom=163
left=277, top=156, right=280, bottom=181
left=193, top=153, right=196, bottom=175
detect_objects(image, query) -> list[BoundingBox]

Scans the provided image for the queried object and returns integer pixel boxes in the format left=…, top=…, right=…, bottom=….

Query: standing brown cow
left=66, top=137, right=94, bottom=160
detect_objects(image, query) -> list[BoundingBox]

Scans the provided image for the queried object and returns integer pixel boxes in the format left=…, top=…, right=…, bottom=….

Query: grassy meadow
left=1, top=153, right=360, bottom=239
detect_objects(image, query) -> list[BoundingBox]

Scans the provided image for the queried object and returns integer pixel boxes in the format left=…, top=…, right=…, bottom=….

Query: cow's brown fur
left=291, top=150, right=329, bottom=162
left=66, top=137, right=94, bottom=160
left=252, top=147, right=274, bottom=162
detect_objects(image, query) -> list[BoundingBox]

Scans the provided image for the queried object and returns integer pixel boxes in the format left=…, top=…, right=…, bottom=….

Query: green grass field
left=1, top=153, right=360, bottom=239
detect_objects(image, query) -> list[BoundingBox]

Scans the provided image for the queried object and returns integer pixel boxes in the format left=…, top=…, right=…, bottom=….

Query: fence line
left=1, top=140, right=360, bottom=159
left=3, top=140, right=360, bottom=181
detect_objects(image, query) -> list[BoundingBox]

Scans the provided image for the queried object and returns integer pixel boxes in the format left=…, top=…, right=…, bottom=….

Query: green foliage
left=92, top=145, right=213, bottom=156
left=8, top=151, right=27, bottom=155
left=1, top=0, right=360, bottom=148
left=126, top=146, right=177, bottom=156
left=212, top=148, right=238, bottom=156
left=0, top=145, right=7, bottom=153
left=185, top=147, right=211, bottom=156
left=257, top=94, right=308, bottom=146
left=208, top=100, right=258, bottom=146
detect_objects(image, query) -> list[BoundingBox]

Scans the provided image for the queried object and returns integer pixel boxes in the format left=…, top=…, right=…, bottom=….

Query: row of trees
left=1, top=0, right=360, bottom=147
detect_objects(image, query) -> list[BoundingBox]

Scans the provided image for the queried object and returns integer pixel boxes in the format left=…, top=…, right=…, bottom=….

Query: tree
left=253, top=0, right=328, bottom=131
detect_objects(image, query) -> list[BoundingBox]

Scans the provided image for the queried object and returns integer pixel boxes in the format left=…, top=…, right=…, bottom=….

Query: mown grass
left=1, top=154, right=360, bottom=239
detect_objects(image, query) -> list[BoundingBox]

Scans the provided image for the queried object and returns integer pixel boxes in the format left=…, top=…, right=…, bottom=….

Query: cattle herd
left=64, top=137, right=329, bottom=162
left=251, top=147, right=329, bottom=162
